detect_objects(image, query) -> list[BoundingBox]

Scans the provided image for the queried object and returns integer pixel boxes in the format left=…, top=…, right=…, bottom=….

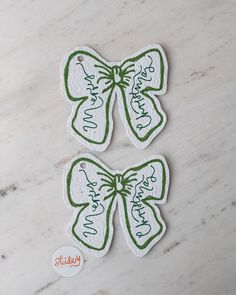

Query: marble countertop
left=0, top=0, right=235, bottom=294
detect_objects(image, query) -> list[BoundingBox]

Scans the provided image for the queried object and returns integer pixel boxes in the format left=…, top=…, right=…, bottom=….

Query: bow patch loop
left=111, top=66, right=122, bottom=84
left=114, top=174, right=124, bottom=192
left=97, top=171, right=137, bottom=200
left=99, top=65, right=132, bottom=94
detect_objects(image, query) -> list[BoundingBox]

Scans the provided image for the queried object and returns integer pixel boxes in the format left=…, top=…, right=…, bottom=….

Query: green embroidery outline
left=71, top=90, right=114, bottom=145
left=63, top=47, right=167, bottom=147
left=64, top=50, right=111, bottom=102
left=119, top=87, right=164, bottom=142
left=120, top=48, right=165, bottom=92
left=66, top=156, right=168, bottom=253
left=64, top=50, right=115, bottom=145
left=121, top=197, right=164, bottom=249
left=66, top=157, right=115, bottom=251
left=119, top=48, right=165, bottom=142
left=122, top=159, right=167, bottom=249
left=67, top=157, right=116, bottom=251
left=72, top=197, right=116, bottom=251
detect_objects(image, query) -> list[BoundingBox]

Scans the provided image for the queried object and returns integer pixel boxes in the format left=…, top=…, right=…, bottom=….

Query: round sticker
left=52, top=246, right=83, bottom=277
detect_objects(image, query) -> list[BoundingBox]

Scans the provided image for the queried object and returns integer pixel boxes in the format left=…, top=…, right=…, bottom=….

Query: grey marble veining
left=0, top=0, right=236, bottom=294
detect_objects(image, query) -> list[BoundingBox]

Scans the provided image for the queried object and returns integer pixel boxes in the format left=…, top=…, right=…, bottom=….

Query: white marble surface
left=0, top=0, right=236, bottom=294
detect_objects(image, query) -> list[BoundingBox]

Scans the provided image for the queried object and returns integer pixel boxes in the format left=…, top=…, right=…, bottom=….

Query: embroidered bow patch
left=61, top=45, right=168, bottom=151
left=65, top=154, right=169, bottom=257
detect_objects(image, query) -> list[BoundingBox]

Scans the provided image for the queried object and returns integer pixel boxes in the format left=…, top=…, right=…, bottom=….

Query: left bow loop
left=62, top=47, right=115, bottom=151
left=66, top=154, right=117, bottom=257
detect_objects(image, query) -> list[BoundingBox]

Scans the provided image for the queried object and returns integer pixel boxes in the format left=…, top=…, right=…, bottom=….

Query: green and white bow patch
left=61, top=45, right=168, bottom=151
left=65, top=154, right=169, bottom=257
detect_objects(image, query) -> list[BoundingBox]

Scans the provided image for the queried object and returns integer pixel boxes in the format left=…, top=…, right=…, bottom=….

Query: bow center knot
left=114, top=174, right=124, bottom=192
left=112, top=66, right=122, bottom=84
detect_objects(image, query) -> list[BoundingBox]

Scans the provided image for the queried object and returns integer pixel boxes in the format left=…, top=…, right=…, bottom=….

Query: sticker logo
left=52, top=246, right=83, bottom=277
